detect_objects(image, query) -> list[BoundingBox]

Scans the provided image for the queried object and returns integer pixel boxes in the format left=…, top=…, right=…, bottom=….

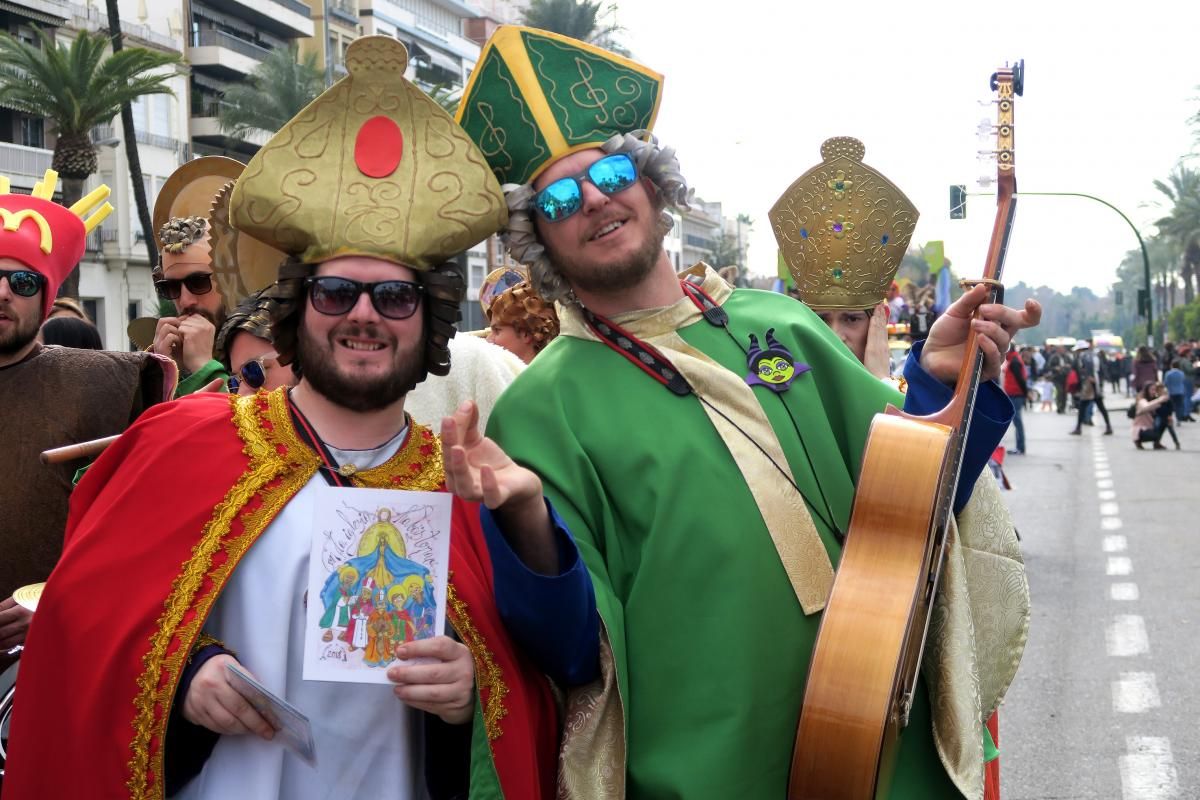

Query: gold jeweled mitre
left=229, top=36, right=507, bottom=269
left=770, top=137, right=918, bottom=309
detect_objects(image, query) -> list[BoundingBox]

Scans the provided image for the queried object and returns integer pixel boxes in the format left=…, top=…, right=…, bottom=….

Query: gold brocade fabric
left=923, top=472, right=1030, bottom=800
left=557, top=623, right=626, bottom=800
left=557, top=267, right=835, bottom=615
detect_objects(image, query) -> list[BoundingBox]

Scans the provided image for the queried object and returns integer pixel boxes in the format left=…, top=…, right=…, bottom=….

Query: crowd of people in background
left=1000, top=337, right=1199, bottom=452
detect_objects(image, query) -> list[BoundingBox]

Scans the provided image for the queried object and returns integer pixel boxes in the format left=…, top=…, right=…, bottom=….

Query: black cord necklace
left=582, top=281, right=846, bottom=539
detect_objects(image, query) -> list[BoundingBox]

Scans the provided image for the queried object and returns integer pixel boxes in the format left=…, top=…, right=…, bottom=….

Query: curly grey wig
left=501, top=130, right=692, bottom=304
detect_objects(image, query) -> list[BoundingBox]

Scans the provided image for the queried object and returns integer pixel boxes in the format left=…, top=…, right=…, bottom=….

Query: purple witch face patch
left=745, top=328, right=810, bottom=393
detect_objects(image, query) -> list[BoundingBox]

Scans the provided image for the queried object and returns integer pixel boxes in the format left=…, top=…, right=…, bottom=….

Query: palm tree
left=0, top=28, right=181, bottom=297
left=1153, top=165, right=1200, bottom=304
left=217, top=46, right=324, bottom=140
left=522, top=0, right=627, bottom=54
left=106, top=0, right=170, bottom=273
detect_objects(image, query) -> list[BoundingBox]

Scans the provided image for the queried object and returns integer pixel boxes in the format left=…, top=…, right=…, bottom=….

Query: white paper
left=303, top=485, right=452, bottom=684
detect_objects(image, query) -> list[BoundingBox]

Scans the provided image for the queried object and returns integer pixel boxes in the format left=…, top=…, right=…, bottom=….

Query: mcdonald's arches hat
left=456, top=25, right=663, bottom=186
left=0, top=169, right=111, bottom=319
left=229, top=36, right=506, bottom=269
left=770, top=137, right=918, bottom=310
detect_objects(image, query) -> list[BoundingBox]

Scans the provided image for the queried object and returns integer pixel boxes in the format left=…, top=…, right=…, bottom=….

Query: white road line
left=1102, top=517, right=1124, bottom=530
left=1108, top=557, right=1133, bottom=575
left=1099, top=489, right=1118, bottom=500
left=1097, top=469, right=1113, bottom=478
left=1107, top=615, right=1149, bottom=656
left=1097, top=478, right=1114, bottom=489
left=1112, top=583, right=1140, bottom=601
left=1113, top=673, right=1162, bottom=713
left=1104, top=535, right=1128, bottom=552
left=1101, top=502, right=1121, bottom=516
left=1120, top=736, right=1179, bottom=799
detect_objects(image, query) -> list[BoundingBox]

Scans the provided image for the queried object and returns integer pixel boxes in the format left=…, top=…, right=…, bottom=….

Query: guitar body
left=789, top=409, right=955, bottom=800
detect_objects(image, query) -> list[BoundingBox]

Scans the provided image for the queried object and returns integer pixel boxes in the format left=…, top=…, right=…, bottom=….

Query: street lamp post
left=958, top=189, right=1155, bottom=345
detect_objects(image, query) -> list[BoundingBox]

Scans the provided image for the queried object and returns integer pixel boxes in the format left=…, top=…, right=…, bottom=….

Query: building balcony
left=0, top=141, right=53, bottom=190
left=4, top=0, right=69, bottom=27
left=200, top=0, right=314, bottom=39
left=65, top=2, right=182, bottom=52
left=190, top=115, right=269, bottom=156
left=188, top=29, right=269, bottom=78
left=92, top=125, right=190, bottom=161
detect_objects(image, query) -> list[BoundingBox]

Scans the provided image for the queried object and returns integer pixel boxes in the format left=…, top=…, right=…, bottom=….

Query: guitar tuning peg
left=977, top=118, right=994, bottom=134
left=977, top=174, right=996, bottom=189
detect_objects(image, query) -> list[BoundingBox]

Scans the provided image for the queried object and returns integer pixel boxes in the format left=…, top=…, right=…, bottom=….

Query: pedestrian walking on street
left=1004, top=343, right=1028, bottom=453
left=1164, top=359, right=1193, bottom=422
left=1046, top=344, right=1072, bottom=413
left=1070, top=340, right=1112, bottom=435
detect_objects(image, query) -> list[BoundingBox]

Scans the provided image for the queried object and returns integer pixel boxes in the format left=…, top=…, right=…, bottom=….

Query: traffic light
left=1114, top=290, right=1123, bottom=307
left=1137, top=288, right=1149, bottom=318
left=949, top=185, right=967, bottom=219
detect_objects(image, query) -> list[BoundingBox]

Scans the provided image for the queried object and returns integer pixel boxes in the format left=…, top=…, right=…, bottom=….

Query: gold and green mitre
left=770, top=137, right=919, bottom=310
left=228, top=36, right=506, bottom=269
left=455, top=25, right=664, bottom=186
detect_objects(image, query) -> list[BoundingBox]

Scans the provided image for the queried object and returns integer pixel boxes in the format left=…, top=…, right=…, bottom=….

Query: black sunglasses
left=305, top=276, right=424, bottom=320
left=0, top=268, right=46, bottom=298
left=155, top=272, right=214, bottom=300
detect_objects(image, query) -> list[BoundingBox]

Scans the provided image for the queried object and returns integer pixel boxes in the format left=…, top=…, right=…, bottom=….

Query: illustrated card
left=303, top=485, right=452, bottom=684
left=225, top=664, right=317, bottom=767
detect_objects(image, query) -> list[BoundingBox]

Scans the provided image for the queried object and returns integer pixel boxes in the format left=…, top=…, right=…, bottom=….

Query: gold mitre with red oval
left=228, top=36, right=507, bottom=270
left=770, top=137, right=918, bottom=310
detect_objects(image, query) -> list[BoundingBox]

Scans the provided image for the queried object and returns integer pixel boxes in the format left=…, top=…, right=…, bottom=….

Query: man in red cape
left=2, top=36, right=580, bottom=800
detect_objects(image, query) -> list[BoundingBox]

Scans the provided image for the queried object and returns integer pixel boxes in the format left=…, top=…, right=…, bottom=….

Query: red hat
left=0, top=170, right=112, bottom=319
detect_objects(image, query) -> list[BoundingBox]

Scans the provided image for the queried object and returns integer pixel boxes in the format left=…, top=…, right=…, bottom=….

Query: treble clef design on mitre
left=474, top=102, right=508, bottom=160
left=569, top=57, right=610, bottom=125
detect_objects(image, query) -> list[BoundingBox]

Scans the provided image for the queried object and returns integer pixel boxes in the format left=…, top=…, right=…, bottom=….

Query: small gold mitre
left=770, top=137, right=918, bottom=309
left=228, top=36, right=507, bottom=269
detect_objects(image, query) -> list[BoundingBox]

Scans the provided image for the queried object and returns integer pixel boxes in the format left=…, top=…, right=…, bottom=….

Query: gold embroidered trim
left=446, top=579, right=509, bottom=741
left=188, top=632, right=235, bottom=663
left=126, top=390, right=453, bottom=798
left=126, top=391, right=316, bottom=799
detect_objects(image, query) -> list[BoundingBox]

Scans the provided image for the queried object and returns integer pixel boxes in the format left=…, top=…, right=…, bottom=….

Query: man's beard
left=553, top=213, right=667, bottom=296
left=296, top=317, right=425, bottom=413
left=0, top=306, right=40, bottom=356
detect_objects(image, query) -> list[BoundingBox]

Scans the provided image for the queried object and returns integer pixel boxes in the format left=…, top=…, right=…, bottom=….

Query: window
left=19, top=117, right=44, bottom=149
left=152, top=95, right=172, bottom=138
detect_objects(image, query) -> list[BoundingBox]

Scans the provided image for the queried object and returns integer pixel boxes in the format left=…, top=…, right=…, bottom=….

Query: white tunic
left=177, top=433, right=428, bottom=800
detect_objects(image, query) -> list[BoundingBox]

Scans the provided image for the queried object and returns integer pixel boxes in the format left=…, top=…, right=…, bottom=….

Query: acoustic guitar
left=788, top=60, right=1025, bottom=799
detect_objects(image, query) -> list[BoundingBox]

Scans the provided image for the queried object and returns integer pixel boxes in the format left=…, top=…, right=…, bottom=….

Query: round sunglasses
left=155, top=272, right=214, bottom=301
left=0, top=268, right=46, bottom=298
left=305, top=276, right=424, bottom=320
left=532, top=153, right=639, bottom=223
left=227, top=352, right=276, bottom=393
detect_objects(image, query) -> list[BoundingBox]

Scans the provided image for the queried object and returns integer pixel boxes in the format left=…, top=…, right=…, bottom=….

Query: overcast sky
left=615, top=0, right=1198, bottom=295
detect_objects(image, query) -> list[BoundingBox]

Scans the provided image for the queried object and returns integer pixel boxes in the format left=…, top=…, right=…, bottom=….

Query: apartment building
left=300, top=0, right=360, bottom=83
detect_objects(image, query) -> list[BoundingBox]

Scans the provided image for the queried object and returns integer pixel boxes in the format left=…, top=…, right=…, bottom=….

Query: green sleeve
left=175, top=360, right=229, bottom=398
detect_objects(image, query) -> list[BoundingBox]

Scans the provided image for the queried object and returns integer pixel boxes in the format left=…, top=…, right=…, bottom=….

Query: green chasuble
left=487, top=277, right=967, bottom=798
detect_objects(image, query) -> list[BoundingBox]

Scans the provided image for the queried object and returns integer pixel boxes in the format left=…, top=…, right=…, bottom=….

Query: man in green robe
left=450, top=25, right=1040, bottom=799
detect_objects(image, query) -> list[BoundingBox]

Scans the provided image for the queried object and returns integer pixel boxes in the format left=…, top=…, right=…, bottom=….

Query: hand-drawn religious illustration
left=303, top=486, right=452, bottom=684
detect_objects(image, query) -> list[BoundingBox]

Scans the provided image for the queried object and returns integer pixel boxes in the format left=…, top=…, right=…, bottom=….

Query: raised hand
left=920, top=283, right=1042, bottom=384
left=863, top=301, right=892, bottom=380
left=441, top=400, right=558, bottom=574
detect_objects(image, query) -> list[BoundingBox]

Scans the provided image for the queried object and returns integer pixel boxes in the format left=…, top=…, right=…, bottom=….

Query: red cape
left=3, top=390, right=557, bottom=799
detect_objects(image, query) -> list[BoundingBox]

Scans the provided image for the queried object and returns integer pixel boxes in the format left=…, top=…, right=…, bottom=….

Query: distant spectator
left=47, top=296, right=90, bottom=322
left=38, top=315, right=102, bottom=350
left=1132, top=346, right=1158, bottom=392
left=1164, top=359, right=1193, bottom=422
left=1131, top=382, right=1173, bottom=450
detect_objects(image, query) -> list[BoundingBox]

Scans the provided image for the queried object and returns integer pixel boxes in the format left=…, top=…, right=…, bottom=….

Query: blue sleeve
left=481, top=500, right=600, bottom=686
left=902, top=340, right=1014, bottom=513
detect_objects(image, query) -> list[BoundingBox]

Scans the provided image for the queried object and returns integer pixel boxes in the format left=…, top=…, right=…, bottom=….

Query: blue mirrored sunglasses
left=532, top=153, right=639, bottom=223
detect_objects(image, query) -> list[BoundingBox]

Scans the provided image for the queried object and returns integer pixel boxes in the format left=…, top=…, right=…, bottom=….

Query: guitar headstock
left=982, top=60, right=1023, bottom=189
